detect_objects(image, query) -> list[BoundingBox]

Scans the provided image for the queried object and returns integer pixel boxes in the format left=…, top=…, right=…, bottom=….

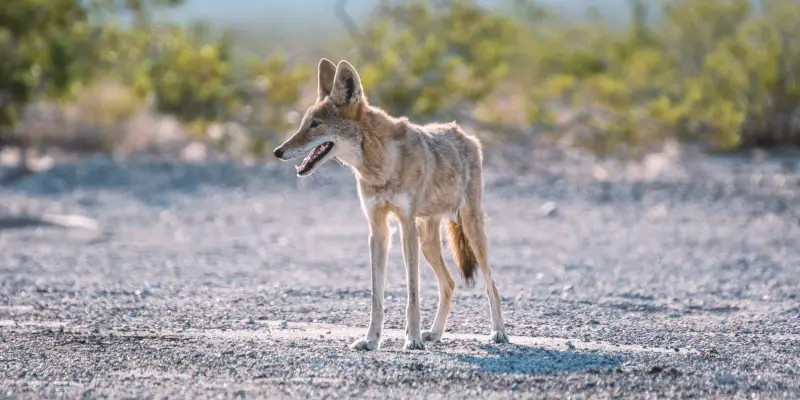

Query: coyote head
left=273, top=58, right=366, bottom=177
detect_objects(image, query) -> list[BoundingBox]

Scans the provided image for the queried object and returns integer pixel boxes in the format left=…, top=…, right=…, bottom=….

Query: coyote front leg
left=351, top=206, right=390, bottom=351
left=399, top=215, right=425, bottom=350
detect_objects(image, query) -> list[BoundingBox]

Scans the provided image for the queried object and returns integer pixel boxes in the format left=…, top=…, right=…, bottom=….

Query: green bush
left=515, top=0, right=800, bottom=156
left=0, top=0, right=87, bottom=136
left=354, top=0, right=521, bottom=120
left=3, top=0, right=800, bottom=159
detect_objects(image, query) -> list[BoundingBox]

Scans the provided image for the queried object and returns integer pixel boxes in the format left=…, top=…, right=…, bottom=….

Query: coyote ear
left=330, top=60, right=363, bottom=107
left=317, top=58, right=337, bottom=100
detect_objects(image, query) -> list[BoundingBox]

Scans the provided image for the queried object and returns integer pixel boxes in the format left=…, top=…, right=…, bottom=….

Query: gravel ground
left=0, top=149, right=799, bottom=399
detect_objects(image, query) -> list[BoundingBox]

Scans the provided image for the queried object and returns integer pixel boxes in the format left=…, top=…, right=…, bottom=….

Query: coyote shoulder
left=273, top=58, right=508, bottom=350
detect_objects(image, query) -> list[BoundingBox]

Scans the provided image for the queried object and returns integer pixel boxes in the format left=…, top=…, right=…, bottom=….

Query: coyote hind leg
left=459, top=180, right=509, bottom=344
left=418, top=217, right=455, bottom=342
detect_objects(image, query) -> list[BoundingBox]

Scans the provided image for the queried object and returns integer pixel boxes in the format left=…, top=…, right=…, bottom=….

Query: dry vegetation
left=2, top=0, right=800, bottom=165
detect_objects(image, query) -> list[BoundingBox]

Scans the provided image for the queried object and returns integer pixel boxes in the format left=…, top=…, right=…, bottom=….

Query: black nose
left=273, top=148, right=284, bottom=159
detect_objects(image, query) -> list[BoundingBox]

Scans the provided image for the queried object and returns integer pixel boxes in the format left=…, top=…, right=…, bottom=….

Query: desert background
left=1, top=1, right=798, bottom=398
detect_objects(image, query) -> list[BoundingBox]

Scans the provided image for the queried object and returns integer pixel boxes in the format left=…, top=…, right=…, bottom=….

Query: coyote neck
left=353, top=106, right=400, bottom=186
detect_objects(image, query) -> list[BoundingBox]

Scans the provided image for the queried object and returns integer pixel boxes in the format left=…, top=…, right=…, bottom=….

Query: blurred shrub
left=0, top=0, right=87, bottom=140
left=516, top=0, right=800, bottom=156
left=4, top=0, right=800, bottom=159
left=242, top=52, right=310, bottom=155
left=148, top=27, right=234, bottom=130
left=0, top=0, right=311, bottom=157
left=71, top=80, right=144, bottom=128
left=354, top=0, right=521, bottom=120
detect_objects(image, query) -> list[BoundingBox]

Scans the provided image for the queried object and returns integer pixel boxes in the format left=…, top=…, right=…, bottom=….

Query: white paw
left=404, top=336, right=427, bottom=350
left=421, top=330, right=443, bottom=342
left=490, top=329, right=510, bottom=344
left=351, top=338, right=379, bottom=351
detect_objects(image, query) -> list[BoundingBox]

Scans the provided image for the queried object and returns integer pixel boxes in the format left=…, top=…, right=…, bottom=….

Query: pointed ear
left=317, top=58, right=337, bottom=100
left=330, top=60, right=363, bottom=107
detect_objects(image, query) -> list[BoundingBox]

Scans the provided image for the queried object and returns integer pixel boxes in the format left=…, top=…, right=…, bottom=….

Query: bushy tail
left=446, top=213, right=478, bottom=286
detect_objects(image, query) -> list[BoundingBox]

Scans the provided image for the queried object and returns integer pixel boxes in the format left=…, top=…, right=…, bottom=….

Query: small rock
left=715, top=374, right=737, bottom=385
left=648, top=366, right=663, bottom=374
left=646, top=204, right=669, bottom=220
left=539, top=201, right=558, bottom=217
left=181, top=142, right=208, bottom=162
left=566, top=341, right=576, bottom=350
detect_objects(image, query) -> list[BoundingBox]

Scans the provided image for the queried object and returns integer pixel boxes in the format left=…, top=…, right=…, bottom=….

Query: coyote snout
left=275, top=58, right=510, bottom=351
left=272, top=123, right=339, bottom=177
left=273, top=139, right=336, bottom=176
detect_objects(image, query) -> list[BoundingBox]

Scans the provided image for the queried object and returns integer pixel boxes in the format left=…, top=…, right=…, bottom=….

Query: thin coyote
left=273, top=58, right=509, bottom=350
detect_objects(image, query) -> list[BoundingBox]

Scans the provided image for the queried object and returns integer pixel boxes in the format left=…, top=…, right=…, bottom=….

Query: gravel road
left=1, top=149, right=799, bottom=399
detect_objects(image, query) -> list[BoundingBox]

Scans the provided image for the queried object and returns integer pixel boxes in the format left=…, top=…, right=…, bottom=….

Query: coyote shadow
left=455, top=344, right=620, bottom=375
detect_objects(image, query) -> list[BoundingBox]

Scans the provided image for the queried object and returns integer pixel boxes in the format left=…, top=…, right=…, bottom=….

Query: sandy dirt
left=1, top=150, right=799, bottom=399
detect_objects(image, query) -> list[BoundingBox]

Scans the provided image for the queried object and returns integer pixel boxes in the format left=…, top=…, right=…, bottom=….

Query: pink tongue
left=295, top=145, right=324, bottom=172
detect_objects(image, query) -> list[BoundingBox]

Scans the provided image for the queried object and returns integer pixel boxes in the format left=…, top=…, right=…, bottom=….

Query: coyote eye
left=310, top=120, right=321, bottom=129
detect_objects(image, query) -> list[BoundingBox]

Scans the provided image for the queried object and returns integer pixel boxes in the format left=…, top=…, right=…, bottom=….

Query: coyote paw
left=490, top=329, right=510, bottom=344
left=350, top=338, right=379, bottom=351
left=404, top=336, right=427, bottom=350
left=421, top=330, right=443, bottom=342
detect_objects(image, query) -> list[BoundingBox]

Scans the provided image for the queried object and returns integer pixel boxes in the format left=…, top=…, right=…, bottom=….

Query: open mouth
left=296, top=142, right=334, bottom=176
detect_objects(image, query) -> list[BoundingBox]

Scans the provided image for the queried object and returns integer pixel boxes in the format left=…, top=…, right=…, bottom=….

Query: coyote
left=273, top=58, right=509, bottom=350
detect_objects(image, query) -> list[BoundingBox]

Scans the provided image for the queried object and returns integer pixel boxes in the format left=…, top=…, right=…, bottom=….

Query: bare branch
left=334, top=0, right=373, bottom=61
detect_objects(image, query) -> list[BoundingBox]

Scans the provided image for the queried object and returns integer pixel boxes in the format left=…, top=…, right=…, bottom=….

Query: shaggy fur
left=446, top=214, right=479, bottom=286
left=273, top=58, right=509, bottom=350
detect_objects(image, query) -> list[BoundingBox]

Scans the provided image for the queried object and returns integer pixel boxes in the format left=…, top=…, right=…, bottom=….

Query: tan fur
left=273, top=58, right=509, bottom=350
left=446, top=213, right=479, bottom=286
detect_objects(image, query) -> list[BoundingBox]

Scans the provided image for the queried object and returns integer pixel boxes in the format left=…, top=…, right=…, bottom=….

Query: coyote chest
left=358, top=184, right=463, bottom=220
left=358, top=189, right=413, bottom=216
